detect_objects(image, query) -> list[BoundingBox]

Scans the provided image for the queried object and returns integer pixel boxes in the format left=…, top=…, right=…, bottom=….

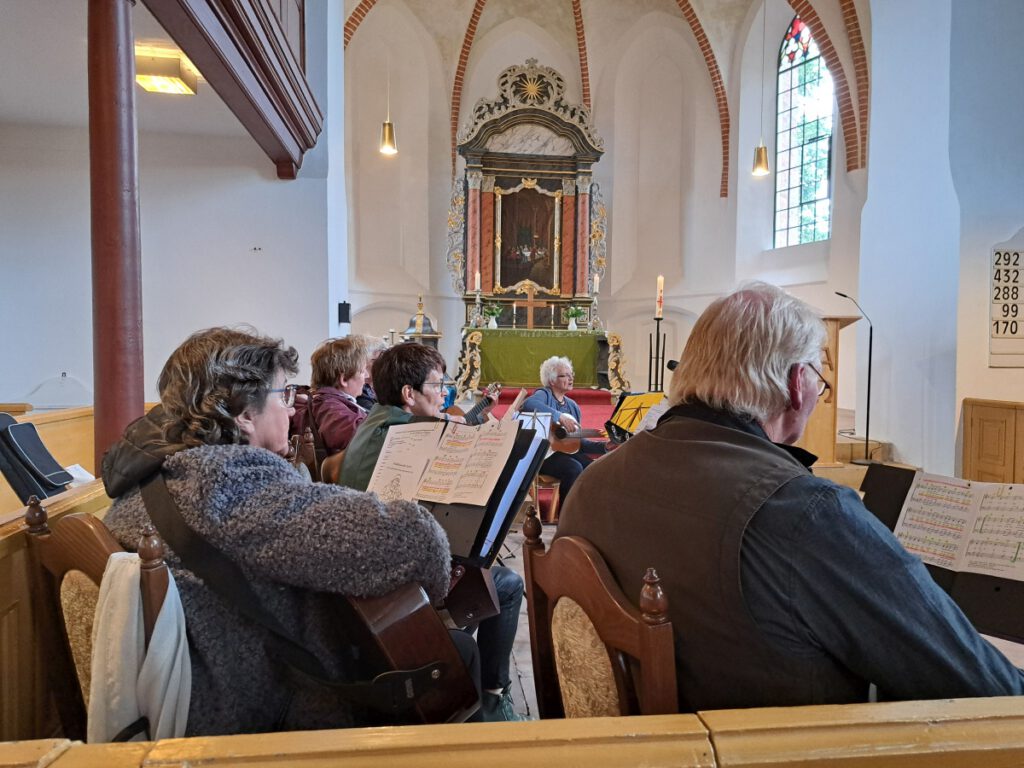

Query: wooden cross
left=520, top=284, right=551, bottom=329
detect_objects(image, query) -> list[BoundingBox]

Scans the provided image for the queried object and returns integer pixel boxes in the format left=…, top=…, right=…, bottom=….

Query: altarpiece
left=446, top=60, right=626, bottom=394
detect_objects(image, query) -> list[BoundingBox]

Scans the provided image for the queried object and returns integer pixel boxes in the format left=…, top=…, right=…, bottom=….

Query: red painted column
left=480, top=186, right=494, bottom=292
left=89, top=0, right=144, bottom=467
left=466, top=171, right=481, bottom=293
left=560, top=182, right=576, bottom=294
left=575, top=175, right=591, bottom=296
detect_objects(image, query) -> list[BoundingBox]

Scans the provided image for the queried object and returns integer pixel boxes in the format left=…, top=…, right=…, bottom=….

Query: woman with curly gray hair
left=101, top=327, right=474, bottom=736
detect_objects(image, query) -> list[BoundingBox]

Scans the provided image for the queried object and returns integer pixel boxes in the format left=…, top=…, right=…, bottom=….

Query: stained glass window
left=774, top=16, right=834, bottom=248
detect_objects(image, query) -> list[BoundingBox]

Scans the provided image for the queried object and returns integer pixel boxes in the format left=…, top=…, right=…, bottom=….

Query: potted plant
left=564, top=305, right=586, bottom=331
left=482, top=303, right=503, bottom=329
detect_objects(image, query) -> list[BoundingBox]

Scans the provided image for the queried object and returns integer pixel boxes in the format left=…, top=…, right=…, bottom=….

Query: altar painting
left=496, top=184, right=560, bottom=292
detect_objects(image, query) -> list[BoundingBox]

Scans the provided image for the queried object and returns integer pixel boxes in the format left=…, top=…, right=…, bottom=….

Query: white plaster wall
left=345, top=2, right=463, bottom=365
left=0, top=123, right=332, bottom=402
left=0, top=125, right=94, bottom=406
left=462, top=19, right=579, bottom=121
left=859, top=0, right=959, bottom=473
left=951, top=0, right=1024, bottom=440
left=732, top=0, right=865, bottom=411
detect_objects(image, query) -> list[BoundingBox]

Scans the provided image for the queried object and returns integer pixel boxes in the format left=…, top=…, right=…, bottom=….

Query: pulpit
left=794, top=315, right=859, bottom=466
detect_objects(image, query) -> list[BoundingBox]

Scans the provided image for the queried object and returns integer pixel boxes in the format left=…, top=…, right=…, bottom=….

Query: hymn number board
left=990, top=245, right=1024, bottom=367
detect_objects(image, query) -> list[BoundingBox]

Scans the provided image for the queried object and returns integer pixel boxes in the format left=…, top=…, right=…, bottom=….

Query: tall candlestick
left=593, top=274, right=600, bottom=294
left=474, top=270, right=481, bottom=292
left=656, top=275, right=664, bottom=318
left=512, top=302, right=517, bottom=329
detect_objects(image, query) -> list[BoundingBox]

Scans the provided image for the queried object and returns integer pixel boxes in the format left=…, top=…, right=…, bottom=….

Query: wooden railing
left=4, top=698, right=1024, bottom=767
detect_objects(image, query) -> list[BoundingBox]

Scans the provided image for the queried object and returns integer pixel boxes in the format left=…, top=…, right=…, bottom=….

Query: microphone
left=835, top=291, right=876, bottom=465
left=667, top=360, right=679, bottom=371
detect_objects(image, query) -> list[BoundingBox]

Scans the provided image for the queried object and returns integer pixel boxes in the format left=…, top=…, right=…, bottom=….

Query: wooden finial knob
left=640, top=567, right=669, bottom=625
left=24, top=496, right=50, bottom=535
left=138, top=523, right=166, bottom=570
left=523, top=503, right=542, bottom=545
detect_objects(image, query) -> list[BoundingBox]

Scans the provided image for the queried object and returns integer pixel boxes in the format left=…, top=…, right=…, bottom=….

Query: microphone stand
left=836, top=291, right=875, bottom=465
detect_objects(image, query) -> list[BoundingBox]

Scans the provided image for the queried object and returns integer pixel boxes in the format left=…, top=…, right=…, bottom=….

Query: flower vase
left=488, top=316, right=498, bottom=329
left=567, top=318, right=578, bottom=331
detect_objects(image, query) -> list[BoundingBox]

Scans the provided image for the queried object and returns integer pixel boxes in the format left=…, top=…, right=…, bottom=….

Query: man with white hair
left=557, top=281, right=1024, bottom=711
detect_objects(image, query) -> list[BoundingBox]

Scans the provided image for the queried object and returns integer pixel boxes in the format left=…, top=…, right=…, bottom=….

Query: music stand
left=606, top=392, right=665, bottom=443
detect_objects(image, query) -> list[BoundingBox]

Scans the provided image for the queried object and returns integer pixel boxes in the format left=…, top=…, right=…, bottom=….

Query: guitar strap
left=139, top=472, right=446, bottom=717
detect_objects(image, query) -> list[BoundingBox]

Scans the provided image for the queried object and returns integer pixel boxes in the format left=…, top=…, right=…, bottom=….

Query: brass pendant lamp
left=752, top=2, right=770, bottom=176
left=380, top=61, right=398, bottom=155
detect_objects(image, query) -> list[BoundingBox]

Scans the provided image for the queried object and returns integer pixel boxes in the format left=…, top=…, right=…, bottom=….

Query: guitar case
left=0, top=413, right=72, bottom=503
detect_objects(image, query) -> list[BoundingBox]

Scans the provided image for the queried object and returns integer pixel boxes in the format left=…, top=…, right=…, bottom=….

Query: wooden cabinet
left=795, top=315, right=858, bottom=467
left=962, top=398, right=1024, bottom=482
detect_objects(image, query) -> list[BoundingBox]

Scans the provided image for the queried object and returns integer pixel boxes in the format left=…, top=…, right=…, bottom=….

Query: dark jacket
left=558, top=402, right=1024, bottom=710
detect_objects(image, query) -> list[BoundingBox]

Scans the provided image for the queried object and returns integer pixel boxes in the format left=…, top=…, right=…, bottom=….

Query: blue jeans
left=466, top=565, right=524, bottom=690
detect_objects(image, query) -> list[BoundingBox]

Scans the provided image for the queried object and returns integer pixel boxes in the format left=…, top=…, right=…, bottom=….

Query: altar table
left=475, top=328, right=605, bottom=388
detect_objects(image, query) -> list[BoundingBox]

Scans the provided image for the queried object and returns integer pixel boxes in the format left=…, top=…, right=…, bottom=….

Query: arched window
left=774, top=16, right=834, bottom=247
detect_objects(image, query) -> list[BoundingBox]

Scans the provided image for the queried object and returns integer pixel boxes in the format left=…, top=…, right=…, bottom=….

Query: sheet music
left=416, top=420, right=519, bottom=505
left=894, top=472, right=1024, bottom=581
left=366, top=421, right=445, bottom=502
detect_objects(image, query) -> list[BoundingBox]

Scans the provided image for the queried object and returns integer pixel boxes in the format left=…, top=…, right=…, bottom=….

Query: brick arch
left=450, top=0, right=490, bottom=176
left=343, top=0, right=380, bottom=49
left=448, top=1, right=593, bottom=176
left=786, top=1, right=860, bottom=172
left=673, top=0, right=731, bottom=197
left=839, top=0, right=869, bottom=168
left=571, top=0, right=592, bottom=109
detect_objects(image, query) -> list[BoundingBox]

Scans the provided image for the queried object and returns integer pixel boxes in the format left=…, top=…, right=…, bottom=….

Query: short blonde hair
left=669, top=282, right=826, bottom=422
left=310, top=337, right=369, bottom=389
left=539, top=356, right=573, bottom=388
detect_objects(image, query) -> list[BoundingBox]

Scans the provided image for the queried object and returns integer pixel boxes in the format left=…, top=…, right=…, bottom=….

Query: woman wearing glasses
left=101, top=327, right=470, bottom=736
left=520, top=356, right=607, bottom=506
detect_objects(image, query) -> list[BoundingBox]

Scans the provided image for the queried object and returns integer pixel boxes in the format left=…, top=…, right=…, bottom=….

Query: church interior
left=2, top=0, right=1024, bottom=763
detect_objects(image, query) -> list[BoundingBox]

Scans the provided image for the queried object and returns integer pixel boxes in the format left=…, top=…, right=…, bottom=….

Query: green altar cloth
left=476, top=328, right=603, bottom=387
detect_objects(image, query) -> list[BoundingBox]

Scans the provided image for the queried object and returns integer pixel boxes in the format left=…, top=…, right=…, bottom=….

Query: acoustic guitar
left=446, top=382, right=501, bottom=423
left=550, top=423, right=607, bottom=455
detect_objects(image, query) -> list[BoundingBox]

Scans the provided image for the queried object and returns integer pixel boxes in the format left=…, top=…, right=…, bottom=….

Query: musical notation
left=894, top=472, right=1024, bottom=581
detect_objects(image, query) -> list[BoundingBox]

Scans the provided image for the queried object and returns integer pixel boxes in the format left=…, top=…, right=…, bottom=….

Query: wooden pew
left=0, top=407, right=95, bottom=515
left=4, top=486, right=1024, bottom=767
left=0, top=482, right=110, bottom=742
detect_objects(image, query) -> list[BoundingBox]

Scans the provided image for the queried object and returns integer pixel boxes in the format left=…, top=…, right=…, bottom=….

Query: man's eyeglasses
left=270, top=384, right=298, bottom=408
left=808, top=364, right=831, bottom=399
left=420, top=379, right=446, bottom=393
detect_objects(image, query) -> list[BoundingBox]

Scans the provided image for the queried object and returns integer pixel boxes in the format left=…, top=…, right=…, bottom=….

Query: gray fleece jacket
left=103, top=414, right=451, bottom=736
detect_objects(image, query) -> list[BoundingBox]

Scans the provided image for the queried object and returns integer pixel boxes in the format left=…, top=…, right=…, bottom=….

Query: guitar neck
left=553, top=425, right=604, bottom=439
left=463, top=385, right=500, bottom=422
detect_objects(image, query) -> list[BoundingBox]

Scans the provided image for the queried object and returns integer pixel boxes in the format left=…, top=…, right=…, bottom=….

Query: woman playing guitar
left=520, top=356, right=607, bottom=506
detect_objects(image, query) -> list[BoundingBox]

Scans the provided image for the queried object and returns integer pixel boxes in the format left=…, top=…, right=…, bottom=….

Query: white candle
left=474, top=270, right=481, bottom=292
left=656, top=275, right=664, bottom=318
left=512, top=302, right=517, bottom=312
left=593, top=274, right=600, bottom=294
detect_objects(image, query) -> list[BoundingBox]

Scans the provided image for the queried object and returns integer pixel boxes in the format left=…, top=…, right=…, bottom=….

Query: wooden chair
left=23, top=496, right=168, bottom=741
left=522, top=507, right=677, bottom=718
left=320, top=449, right=346, bottom=485
left=532, top=473, right=561, bottom=524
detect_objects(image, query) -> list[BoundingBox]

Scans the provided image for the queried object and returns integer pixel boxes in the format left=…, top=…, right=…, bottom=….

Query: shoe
left=481, top=687, right=525, bottom=722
